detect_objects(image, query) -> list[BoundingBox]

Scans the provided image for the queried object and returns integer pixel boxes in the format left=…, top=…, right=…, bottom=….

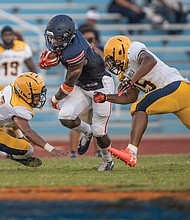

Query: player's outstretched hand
left=118, top=78, right=134, bottom=96
left=50, top=148, right=70, bottom=158
left=93, top=91, right=107, bottom=103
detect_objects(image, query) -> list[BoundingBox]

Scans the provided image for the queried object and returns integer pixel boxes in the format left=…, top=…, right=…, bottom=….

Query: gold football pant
left=0, top=131, right=31, bottom=155
left=131, top=81, right=190, bottom=129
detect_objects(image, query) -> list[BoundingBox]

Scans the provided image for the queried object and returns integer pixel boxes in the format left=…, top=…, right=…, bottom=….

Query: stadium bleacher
left=0, top=0, right=190, bottom=139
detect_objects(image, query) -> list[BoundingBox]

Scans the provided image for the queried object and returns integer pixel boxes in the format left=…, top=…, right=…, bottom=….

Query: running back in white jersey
left=0, top=40, right=33, bottom=86
left=0, top=85, right=33, bottom=128
left=126, top=41, right=188, bottom=93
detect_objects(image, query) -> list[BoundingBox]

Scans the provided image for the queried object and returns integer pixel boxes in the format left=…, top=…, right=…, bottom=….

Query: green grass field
left=0, top=154, right=189, bottom=191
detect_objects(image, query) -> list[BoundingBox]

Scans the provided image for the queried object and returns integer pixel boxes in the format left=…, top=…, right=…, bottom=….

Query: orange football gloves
left=39, top=50, right=60, bottom=69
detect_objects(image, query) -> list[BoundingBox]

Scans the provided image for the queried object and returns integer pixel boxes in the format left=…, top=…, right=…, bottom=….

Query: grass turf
left=0, top=154, right=189, bottom=191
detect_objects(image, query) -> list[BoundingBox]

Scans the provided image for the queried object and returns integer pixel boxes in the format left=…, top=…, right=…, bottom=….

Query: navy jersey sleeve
left=67, top=50, right=85, bottom=66
left=60, top=31, right=87, bottom=67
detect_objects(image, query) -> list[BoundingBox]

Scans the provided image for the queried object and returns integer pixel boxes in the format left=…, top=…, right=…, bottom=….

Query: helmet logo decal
left=121, top=44, right=125, bottom=57
left=113, top=48, right=115, bottom=59
left=46, top=31, right=54, bottom=36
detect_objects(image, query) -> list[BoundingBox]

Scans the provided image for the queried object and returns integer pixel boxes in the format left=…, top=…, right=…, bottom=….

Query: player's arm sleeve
left=129, top=42, right=148, bottom=64
left=66, top=50, right=85, bottom=66
left=11, top=106, right=33, bottom=121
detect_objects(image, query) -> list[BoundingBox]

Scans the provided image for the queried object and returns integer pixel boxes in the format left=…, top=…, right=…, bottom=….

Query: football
left=48, top=51, right=59, bottom=59
left=46, top=51, right=60, bottom=66
left=39, top=50, right=61, bottom=69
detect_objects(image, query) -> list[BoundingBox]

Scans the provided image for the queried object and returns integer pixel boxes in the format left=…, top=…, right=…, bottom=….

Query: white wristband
left=52, top=95, right=59, bottom=103
left=14, top=129, right=24, bottom=138
left=44, top=143, right=54, bottom=152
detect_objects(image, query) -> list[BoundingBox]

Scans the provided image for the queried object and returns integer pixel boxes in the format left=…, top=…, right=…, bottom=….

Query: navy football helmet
left=44, top=14, right=76, bottom=52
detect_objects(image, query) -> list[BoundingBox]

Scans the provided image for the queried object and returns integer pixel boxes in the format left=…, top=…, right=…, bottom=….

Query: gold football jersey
left=126, top=41, right=188, bottom=93
left=0, top=85, right=34, bottom=128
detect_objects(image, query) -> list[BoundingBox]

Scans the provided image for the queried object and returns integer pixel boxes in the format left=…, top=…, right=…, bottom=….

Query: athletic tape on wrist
left=52, top=95, right=59, bottom=103
left=60, top=83, right=74, bottom=95
left=44, top=143, right=54, bottom=152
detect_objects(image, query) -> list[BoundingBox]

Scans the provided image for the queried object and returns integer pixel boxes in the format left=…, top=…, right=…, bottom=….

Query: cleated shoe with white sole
left=109, top=147, right=137, bottom=167
left=78, top=133, right=93, bottom=155
left=97, top=159, right=114, bottom=171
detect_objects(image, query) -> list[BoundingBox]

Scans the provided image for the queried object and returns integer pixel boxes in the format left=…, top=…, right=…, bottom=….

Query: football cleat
left=109, top=147, right=137, bottom=167
left=8, top=155, right=42, bottom=167
left=78, top=133, right=93, bottom=155
left=97, top=159, right=114, bottom=171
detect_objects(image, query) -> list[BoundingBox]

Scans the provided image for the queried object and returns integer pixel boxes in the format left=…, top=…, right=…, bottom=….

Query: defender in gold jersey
left=0, top=26, right=38, bottom=155
left=0, top=72, right=68, bottom=167
left=94, top=35, right=190, bottom=167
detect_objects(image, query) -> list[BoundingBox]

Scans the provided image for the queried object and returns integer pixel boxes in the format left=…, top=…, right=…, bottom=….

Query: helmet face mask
left=44, top=32, right=70, bottom=52
left=105, top=56, right=127, bottom=76
left=104, top=36, right=131, bottom=75
left=30, top=86, right=47, bottom=108
left=14, top=72, right=47, bottom=109
left=44, top=14, right=76, bottom=52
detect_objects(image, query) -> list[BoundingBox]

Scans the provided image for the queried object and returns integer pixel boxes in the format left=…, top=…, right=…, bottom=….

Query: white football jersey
left=0, top=40, right=33, bottom=86
left=126, top=41, right=188, bottom=93
left=0, top=85, right=34, bottom=128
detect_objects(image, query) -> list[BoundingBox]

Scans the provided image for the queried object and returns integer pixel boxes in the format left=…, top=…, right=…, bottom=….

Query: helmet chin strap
left=118, top=71, right=125, bottom=81
left=123, top=60, right=128, bottom=70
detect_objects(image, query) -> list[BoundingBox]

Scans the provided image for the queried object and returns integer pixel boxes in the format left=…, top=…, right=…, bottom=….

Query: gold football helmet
left=13, top=72, right=47, bottom=108
left=104, top=36, right=132, bottom=76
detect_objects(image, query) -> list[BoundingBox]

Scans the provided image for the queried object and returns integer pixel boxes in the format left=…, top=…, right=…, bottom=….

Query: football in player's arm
left=39, top=14, right=115, bottom=172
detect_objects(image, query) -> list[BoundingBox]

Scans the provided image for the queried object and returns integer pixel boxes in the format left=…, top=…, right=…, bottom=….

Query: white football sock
left=127, top=143, right=138, bottom=157
left=101, top=146, right=112, bottom=162
left=74, top=120, right=92, bottom=135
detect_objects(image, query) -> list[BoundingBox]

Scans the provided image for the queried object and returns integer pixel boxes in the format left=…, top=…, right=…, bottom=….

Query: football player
left=0, top=26, right=37, bottom=90
left=93, top=35, right=190, bottom=167
left=39, top=14, right=114, bottom=171
left=0, top=72, right=68, bottom=167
